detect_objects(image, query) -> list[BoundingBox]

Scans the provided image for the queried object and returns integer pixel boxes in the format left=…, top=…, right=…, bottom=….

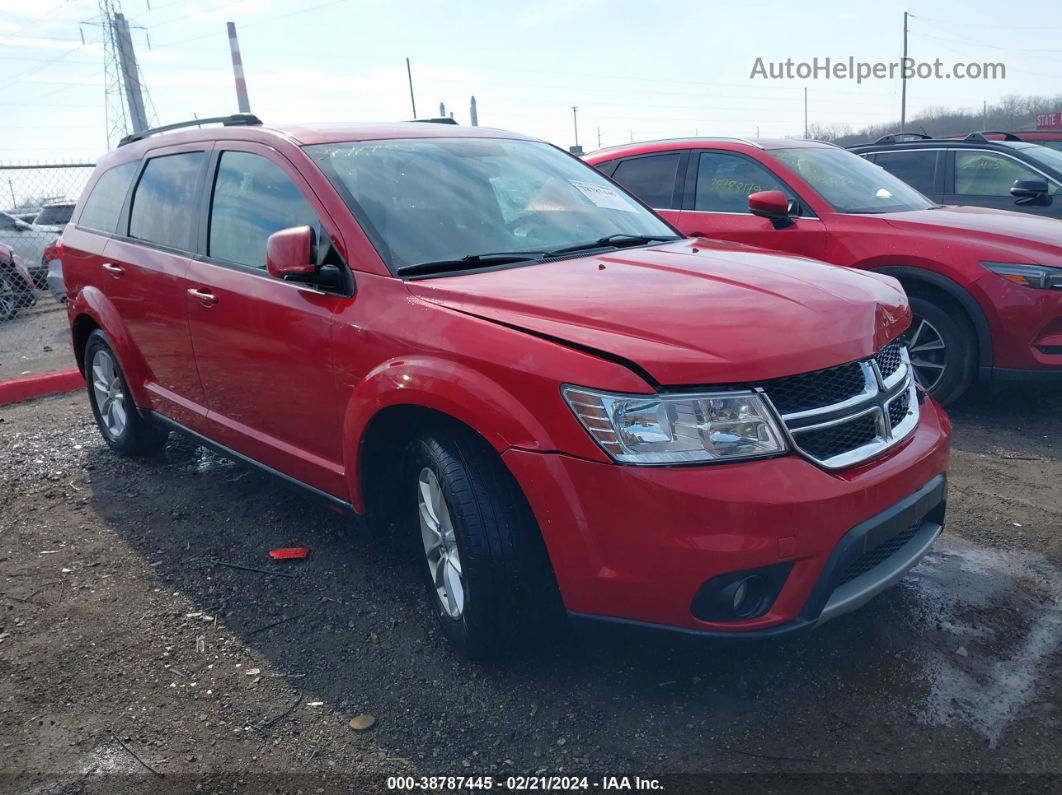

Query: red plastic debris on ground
left=268, top=547, right=310, bottom=560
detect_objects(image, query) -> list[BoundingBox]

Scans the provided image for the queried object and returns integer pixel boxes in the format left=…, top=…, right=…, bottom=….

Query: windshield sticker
left=568, top=180, right=639, bottom=213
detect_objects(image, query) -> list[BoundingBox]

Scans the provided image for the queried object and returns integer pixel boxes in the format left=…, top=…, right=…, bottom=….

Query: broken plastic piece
left=268, top=547, right=310, bottom=560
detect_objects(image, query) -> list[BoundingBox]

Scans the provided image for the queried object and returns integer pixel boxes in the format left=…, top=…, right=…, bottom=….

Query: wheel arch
left=69, top=286, right=154, bottom=404
left=868, top=265, right=993, bottom=377
left=342, top=356, right=559, bottom=516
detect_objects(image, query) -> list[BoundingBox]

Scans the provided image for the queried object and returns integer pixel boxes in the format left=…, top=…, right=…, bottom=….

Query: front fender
left=341, top=356, right=572, bottom=514
left=70, top=286, right=154, bottom=407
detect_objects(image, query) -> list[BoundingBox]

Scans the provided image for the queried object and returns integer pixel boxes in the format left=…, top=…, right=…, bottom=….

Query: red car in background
left=586, top=138, right=1062, bottom=404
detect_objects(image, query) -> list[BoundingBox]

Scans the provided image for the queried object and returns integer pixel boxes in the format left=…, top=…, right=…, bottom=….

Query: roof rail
left=872, top=132, right=933, bottom=145
left=406, top=117, right=459, bottom=125
left=117, top=113, right=263, bottom=147
left=964, top=130, right=1023, bottom=142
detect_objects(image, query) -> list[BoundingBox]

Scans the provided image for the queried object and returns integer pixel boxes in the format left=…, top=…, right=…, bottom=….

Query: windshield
left=773, top=147, right=935, bottom=213
left=1017, top=143, right=1062, bottom=175
left=306, top=137, right=676, bottom=271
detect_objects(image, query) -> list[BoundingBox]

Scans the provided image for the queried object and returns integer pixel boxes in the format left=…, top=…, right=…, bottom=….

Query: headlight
left=982, top=262, right=1062, bottom=289
left=562, top=386, right=787, bottom=464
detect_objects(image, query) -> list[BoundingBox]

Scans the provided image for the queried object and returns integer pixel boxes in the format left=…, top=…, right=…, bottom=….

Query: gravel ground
left=0, top=299, right=73, bottom=378
left=1, top=385, right=1060, bottom=792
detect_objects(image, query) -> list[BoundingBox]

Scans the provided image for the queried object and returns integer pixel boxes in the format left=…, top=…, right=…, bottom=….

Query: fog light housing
left=691, top=564, right=793, bottom=622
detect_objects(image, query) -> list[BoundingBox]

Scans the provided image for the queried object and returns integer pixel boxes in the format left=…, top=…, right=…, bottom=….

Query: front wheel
left=903, top=296, right=977, bottom=405
left=0, top=272, right=18, bottom=321
left=84, top=330, right=169, bottom=455
left=403, top=424, right=560, bottom=659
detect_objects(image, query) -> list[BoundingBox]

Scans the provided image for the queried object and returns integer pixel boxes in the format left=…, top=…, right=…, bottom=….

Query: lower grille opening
left=835, top=521, right=921, bottom=587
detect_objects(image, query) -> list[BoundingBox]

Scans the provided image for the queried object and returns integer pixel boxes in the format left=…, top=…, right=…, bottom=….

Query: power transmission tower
left=97, top=0, right=156, bottom=148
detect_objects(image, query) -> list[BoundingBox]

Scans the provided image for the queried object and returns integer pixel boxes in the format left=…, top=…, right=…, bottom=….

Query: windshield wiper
left=546, top=233, right=681, bottom=256
left=396, top=251, right=548, bottom=277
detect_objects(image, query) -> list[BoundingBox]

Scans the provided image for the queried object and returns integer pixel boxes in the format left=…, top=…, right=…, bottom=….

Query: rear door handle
left=187, top=287, right=219, bottom=307
left=101, top=262, right=124, bottom=278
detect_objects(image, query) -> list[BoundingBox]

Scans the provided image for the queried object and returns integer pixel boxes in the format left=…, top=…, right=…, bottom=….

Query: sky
left=1, top=0, right=1060, bottom=162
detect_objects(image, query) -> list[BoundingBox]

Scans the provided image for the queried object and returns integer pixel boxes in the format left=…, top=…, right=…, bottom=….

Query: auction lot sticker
left=568, top=180, right=640, bottom=212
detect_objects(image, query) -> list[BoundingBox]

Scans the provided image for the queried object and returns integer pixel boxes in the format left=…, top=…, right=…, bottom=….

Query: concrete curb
left=0, top=368, right=83, bottom=406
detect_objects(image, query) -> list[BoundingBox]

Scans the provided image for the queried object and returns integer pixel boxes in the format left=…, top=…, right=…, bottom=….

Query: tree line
left=807, top=94, right=1062, bottom=145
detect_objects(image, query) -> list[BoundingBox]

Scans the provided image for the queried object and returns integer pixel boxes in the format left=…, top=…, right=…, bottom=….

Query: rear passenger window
left=611, top=153, right=681, bottom=208
left=128, top=152, right=206, bottom=250
left=79, top=161, right=138, bottom=233
left=208, top=151, right=318, bottom=269
left=694, top=152, right=790, bottom=213
left=872, top=150, right=939, bottom=195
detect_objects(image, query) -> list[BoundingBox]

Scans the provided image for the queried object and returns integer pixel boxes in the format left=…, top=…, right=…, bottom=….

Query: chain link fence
left=1, top=163, right=94, bottom=378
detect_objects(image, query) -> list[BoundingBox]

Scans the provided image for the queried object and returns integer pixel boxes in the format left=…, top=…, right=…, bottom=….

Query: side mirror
left=1010, top=178, right=1051, bottom=206
left=266, top=225, right=317, bottom=280
left=748, top=190, right=794, bottom=229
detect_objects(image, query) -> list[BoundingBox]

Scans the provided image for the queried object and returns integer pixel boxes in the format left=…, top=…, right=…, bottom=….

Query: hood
left=884, top=206, right=1062, bottom=250
left=405, top=239, right=909, bottom=386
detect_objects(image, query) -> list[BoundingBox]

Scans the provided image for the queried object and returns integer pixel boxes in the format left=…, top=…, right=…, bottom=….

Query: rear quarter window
left=78, top=162, right=139, bottom=233
left=128, top=151, right=207, bottom=250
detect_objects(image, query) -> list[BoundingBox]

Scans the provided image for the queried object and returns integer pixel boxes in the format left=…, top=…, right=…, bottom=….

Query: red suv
left=586, top=138, right=1062, bottom=404
left=63, top=116, right=950, bottom=657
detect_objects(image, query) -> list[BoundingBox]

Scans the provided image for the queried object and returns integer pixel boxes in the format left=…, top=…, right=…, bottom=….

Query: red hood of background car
left=405, top=239, right=910, bottom=385
left=884, top=205, right=1062, bottom=248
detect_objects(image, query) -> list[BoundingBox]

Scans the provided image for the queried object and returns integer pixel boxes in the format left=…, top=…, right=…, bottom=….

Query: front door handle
left=101, top=262, right=124, bottom=278
left=187, top=287, right=219, bottom=307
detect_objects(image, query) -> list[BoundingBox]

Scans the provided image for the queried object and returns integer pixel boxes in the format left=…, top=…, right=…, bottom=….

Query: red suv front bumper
left=503, top=397, right=951, bottom=638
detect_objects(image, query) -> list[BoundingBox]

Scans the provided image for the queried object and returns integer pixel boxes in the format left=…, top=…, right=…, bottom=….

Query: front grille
left=835, top=521, right=921, bottom=587
left=763, top=362, right=867, bottom=415
left=797, top=412, right=880, bottom=460
left=762, top=339, right=918, bottom=469
left=888, top=390, right=911, bottom=427
left=875, top=340, right=903, bottom=379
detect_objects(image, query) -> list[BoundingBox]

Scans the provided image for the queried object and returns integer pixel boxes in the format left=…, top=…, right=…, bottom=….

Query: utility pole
left=98, top=0, right=156, bottom=148
left=804, top=87, right=808, bottom=139
left=114, top=12, right=147, bottom=133
left=226, top=22, right=251, bottom=113
left=982, top=100, right=987, bottom=130
left=406, top=58, right=416, bottom=118
left=900, top=11, right=909, bottom=132
left=597, top=126, right=601, bottom=148
left=470, top=96, right=478, bottom=126
left=571, top=106, right=579, bottom=148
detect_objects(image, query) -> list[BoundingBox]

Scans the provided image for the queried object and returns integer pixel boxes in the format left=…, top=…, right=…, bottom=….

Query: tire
left=84, top=330, right=169, bottom=455
left=0, top=272, right=18, bottom=321
left=904, top=295, right=977, bottom=405
left=402, top=424, right=561, bottom=659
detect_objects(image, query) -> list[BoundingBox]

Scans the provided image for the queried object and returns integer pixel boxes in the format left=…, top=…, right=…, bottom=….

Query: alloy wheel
left=91, top=349, right=128, bottom=439
left=904, top=315, right=948, bottom=392
left=0, top=275, right=15, bottom=318
left=417, top=467, right=465, bottom=619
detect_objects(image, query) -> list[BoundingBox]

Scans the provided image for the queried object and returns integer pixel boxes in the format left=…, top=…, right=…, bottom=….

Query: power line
left=0, top=45, right=84, bottom=91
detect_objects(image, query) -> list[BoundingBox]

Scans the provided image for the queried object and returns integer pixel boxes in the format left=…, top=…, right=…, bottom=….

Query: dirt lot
left=2, top=385, right=1061, bottom=792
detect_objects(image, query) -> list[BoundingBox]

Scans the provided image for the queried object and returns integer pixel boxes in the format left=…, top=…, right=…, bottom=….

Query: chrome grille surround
left=761, top=345, right=919, bottom=470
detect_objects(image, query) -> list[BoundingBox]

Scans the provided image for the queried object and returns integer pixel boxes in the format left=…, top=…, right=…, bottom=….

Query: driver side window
left=694, top=152, right=791, bottom=213
left=953, top=150, right=1059, bottom=197
left=209, top=151, right=320, bottom=269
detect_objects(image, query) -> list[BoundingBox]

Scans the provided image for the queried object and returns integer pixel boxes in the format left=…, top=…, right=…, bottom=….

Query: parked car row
left=38, top=114, right=1061, bottom=659
left=588, top=133, right=1062, bottom=405
left=0, top=202, right=72, bottom=318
